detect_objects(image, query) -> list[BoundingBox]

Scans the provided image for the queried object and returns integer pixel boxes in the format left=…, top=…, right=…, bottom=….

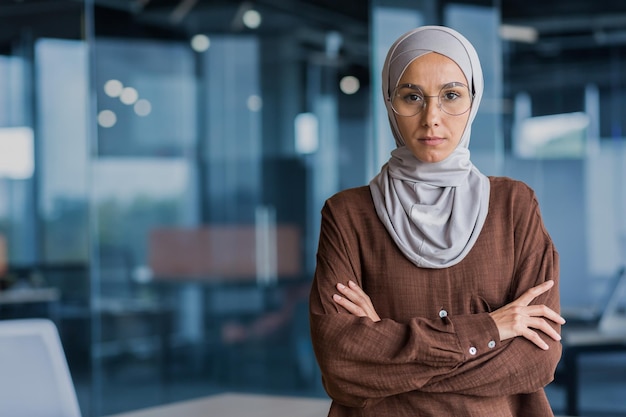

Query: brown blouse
left=309, top=177, right=562, bottom=417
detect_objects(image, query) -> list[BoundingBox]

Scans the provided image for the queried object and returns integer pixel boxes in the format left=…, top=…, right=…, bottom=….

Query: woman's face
left=393, top=52, right=471, bottom=163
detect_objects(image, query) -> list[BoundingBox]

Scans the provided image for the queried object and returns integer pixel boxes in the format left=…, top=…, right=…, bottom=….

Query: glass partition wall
left=87, top=2, right=371, bottom=416
left=0, top=1, right=625, bottom=416
left=90, top=2, right=370, bottom=415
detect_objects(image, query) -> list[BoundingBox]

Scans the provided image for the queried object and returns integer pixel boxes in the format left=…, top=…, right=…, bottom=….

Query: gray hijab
left=369, top=26, right=490, bottom=269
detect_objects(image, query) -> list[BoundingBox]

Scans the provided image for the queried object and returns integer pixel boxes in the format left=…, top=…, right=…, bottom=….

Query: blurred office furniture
left=0, top=318, right=82, bottom=417
left=103, top=392, right=331, bottom=417
left=147, top=224, right=311, bottom=387
left=0, top=286, right=60, bottom=320
left=0, top=262, right=87, bottom=322
left=0, top=264, right=61, bottom=321
left=0, top=263, right=91, bottom=373
left=94, top=297, right=173, bottom=370
left=93, top=245, right=174, bottom=378
left=557, top=267, right=626, bottom=416
left=148, top=224, right=302, bottom=282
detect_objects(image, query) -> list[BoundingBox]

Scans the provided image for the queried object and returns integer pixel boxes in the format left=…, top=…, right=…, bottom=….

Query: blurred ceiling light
left=98, top=110, right=117, bottom=128
left=247, top=95, right=263, bottom=112
left=340, top=75, right=360, bottom=95
left=499, top=24, right=538, bottom=43
left=120, top=87, right=139, bottom=105
left=191, top=34, right=211, bottom=52
left=104, top=79, right=124, bottom=97
left=242, top=9, right=262, bottom=29
left=134, top=99, right=152, bottom=117
left=232, top=2, right=261, bottom=31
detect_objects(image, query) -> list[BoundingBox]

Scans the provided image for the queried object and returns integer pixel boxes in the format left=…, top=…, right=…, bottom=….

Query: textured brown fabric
left=309, top=177, right=562, bottom=417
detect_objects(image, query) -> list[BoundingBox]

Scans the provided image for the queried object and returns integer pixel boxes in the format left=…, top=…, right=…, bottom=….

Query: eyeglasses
left=390, top=82, right=472, bottom=117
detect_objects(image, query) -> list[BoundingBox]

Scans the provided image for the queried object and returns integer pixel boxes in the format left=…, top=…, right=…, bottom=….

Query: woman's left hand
left=333, top=281, right=381, bottom=322
left=489, top=280, right=564, bottom=350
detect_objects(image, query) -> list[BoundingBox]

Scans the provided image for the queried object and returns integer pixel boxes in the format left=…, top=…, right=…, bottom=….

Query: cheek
left=395, top=117, right=417, bottom=139
left=452, top=116, right=470, bottom=144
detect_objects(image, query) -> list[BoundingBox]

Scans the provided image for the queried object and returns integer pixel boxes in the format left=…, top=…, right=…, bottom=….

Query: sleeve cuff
left=450, top=312, right=502, bottom=361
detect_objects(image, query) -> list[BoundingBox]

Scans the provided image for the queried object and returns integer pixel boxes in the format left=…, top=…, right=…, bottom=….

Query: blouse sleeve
left=420, top=244, right=562, bottom=396
left=309, top=191, right=562, bottom=407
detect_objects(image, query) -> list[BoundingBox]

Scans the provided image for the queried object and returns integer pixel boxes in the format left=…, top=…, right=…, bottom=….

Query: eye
left=441, top=89, right=462, bottom=102
left=440, top=82, right=470, bottom=103
left=403, top=91, right=424, bottom=104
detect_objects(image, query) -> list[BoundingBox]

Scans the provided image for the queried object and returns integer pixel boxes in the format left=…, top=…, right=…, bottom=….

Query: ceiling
left=500, top=0, right=626, bottom=90
left=1, top=0, right=626, bottom=92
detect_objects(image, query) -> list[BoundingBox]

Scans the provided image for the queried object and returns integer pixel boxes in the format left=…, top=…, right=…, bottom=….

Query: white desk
left=104, top=393, right=331, bottom=417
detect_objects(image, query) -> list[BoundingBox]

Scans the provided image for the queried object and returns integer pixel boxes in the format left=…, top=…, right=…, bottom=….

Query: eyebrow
left=396, top=81, right=468, bottom=90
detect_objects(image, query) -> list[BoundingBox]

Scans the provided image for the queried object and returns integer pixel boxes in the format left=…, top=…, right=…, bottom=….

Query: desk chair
left=0, top=318, right=81, bottom=417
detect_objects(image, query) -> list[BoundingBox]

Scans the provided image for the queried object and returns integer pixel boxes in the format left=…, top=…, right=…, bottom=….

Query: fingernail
left=348, top=280, right=356, bottom=287
left=333, top=294, right=341, bottom=301
left=337, top=283, right=345, bottom=289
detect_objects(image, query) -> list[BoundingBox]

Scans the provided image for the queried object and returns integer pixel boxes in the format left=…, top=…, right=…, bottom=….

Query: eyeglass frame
left=388, top=82, right=474, bottom=117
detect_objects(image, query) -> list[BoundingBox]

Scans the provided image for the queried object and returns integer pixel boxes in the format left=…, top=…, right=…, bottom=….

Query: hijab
left=369, top=25, right=491, bottom=269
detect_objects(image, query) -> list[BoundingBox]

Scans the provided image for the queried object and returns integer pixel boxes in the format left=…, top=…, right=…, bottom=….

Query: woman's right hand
left=489, top=280, right=565, bottom=350
left=333, top=280, right=381, bottom=322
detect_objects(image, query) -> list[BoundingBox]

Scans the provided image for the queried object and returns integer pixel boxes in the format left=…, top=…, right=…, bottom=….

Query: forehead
left=398, top=52, right=467, bottom=87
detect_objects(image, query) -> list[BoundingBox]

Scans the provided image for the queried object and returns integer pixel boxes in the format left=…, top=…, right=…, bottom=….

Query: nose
left=421, top=95, right=441, bottom=126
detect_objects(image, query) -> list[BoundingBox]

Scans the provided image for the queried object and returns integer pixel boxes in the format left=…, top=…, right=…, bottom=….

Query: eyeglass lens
left=391, top=82, right=471, bottom=116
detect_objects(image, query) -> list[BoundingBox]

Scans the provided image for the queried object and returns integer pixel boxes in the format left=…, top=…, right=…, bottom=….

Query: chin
left=416, top=154, right=446, bottom=164
left=408, top=146, right=452, bottom=164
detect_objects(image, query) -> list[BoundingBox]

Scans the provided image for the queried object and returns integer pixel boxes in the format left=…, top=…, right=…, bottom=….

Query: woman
left=309, top=26, right=565, bottom=416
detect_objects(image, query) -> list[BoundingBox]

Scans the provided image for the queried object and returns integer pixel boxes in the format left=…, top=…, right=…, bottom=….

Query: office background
left=0, top=0, right=625, bottom=416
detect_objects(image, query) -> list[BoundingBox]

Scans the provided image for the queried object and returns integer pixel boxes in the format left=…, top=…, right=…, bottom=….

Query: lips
left=419, top=136, right=445, bottom=145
